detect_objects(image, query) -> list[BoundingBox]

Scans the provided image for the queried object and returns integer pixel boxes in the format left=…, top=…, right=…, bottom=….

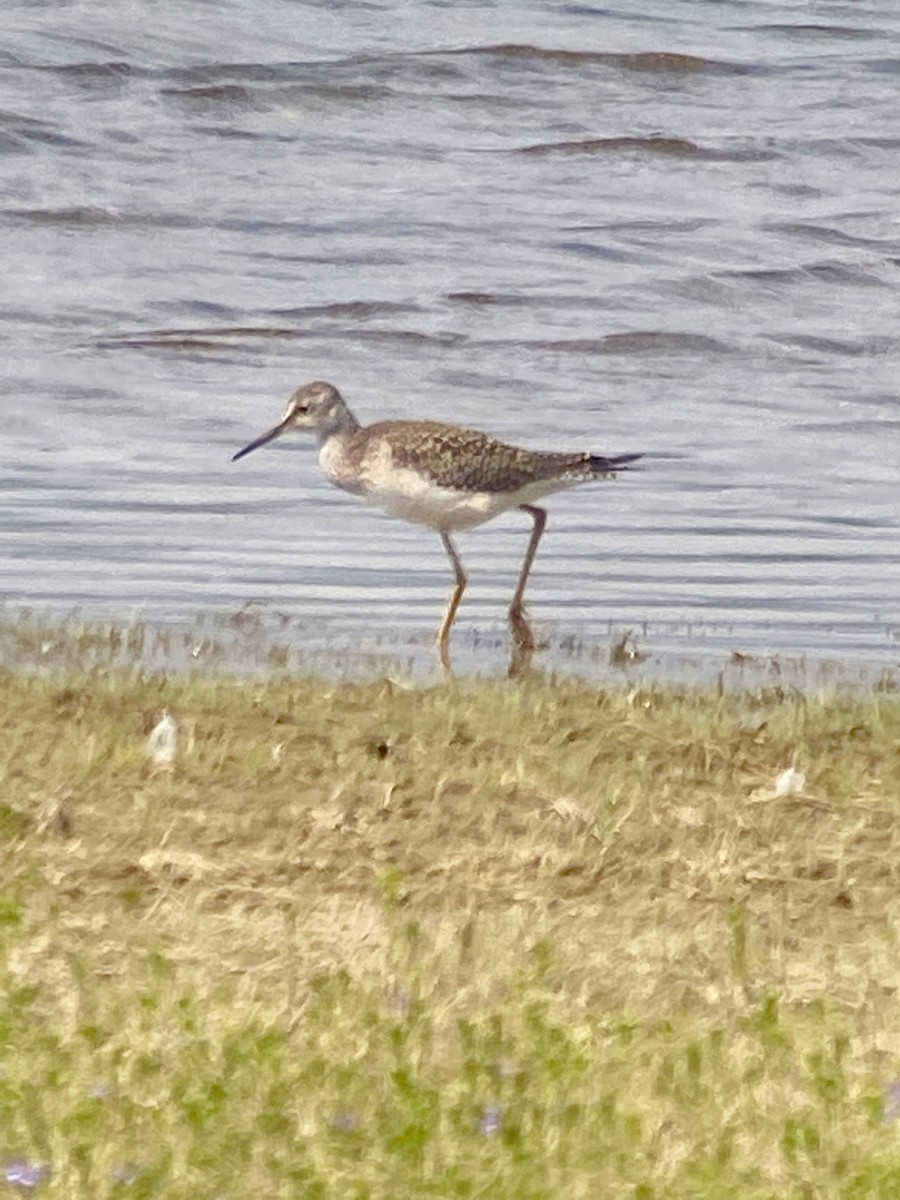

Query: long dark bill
left=232, top=421, right=288, bottom=462
left=588, top=452, right=643, bottom=473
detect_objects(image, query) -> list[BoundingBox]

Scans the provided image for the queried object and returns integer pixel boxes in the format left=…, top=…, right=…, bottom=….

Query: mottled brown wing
left=368, top=420, right=590, bottom=494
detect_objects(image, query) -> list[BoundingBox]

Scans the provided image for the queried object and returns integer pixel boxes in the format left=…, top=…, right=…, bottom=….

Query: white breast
left=318, top=437, right=366, bottom=495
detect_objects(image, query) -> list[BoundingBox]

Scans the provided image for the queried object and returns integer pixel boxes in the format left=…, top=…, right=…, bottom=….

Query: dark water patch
left=3, top=206, right=127, bottom=227
left=161, top=54, right=465, bottom=94
left=765, top=333, right=897, bottom=357
left=718, top=266, right=848, bottom=287
left=630, top=519, right=887, bottom=541
left=94, top=325, right=468, bottom=352
left=448, top=290, right=623, bottom=312
left=147, top=300, right=245, bottom=322
left=95, top=335, right=237, bottom=352
left=0, top=110, right=49, bottom=132
left=94, top=326, right=304, bottom=350
left=0, top=131, right=27, bottom=154
left=527, top=331, right=731, bottom=355
left=164, top=78, right=392, bottom=109
left=717, top=263, right=887, bottom=289
left=36, top=201, right=373, bottom=238
left=33, top=60, right=135, bottom=80
left=216, top=214, right=408, bottom=236
left=440, top=92, right=538, bottom=110
left=449, top=44, right=752, bottom=75
left=520, top=134, right=707, bottom=157
left=840, top=391, right=900, bottom=411
left=0, top=111, right=87, bottom=152
left=862, top=59, right=900, bottom=76
left=447, top=291, right=502, bottom=305
left=803, top=262, right=886, bottom=287
left=763, top=183, right=826, bottom=201
left=555, top=240, right=641, bottom=263
left=1, top=206, right=198, bottom=230
left=656, top=273, right=750, bottom=307
left=267, top=301, right=423, bottom=321
left=159, top=57, right=419, bottom=98
left=849, top=136, right=900, bottom=151
left=750, top=24, right=881, bottom=40
left=283, top=80, right=400, bottom=104
left=58, top=387, right=130, bottom=415
left=585, top=217, right=718, bottom=236
left=762, top=221, right=900, bottom=250
left=6, top=127, right=88, bottom=151
left=0, top=307, right=99, bottom=329
left=161, top=83, right=257, bottom=104
left=518, top=135, right=766, bottom=161
left=161, top=61, right=316, bottom=85
left=655, top=549, right=893, bottom=568
left=187, top=126, right=301, bottom=144
left=806, top=512, right=898, bottom=531
left=350, top=51, right=471, bottom=86
left=348, top=328, right=467, bottom=347
left=713, top=270, right=798, bottom=296
left=245, top=248, right=408, bottom=267
left=614, top=51, right=750, bottom=74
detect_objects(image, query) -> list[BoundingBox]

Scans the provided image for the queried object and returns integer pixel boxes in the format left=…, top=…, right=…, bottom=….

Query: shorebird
left=232, top=381, right=641, bottom=672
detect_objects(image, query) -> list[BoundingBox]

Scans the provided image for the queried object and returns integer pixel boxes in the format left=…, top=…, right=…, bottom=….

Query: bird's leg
left=437, top=532, right=467, bottom=672
left=508, top=505, right=547, bottom=654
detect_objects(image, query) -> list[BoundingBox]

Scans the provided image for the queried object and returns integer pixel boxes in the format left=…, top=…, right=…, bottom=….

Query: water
left=2, top=1, right=899, bottom=677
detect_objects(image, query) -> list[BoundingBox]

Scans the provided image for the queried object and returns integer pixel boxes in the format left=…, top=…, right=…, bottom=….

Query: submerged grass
left=3, top=640, right=900, bottom=1196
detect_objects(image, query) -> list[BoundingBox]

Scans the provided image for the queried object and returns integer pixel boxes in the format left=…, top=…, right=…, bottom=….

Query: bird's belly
left=362, top=468, right=507, bottom=531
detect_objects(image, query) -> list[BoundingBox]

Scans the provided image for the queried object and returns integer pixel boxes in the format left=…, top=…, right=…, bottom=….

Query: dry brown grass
left=3, top=651, right=900, bottom=1197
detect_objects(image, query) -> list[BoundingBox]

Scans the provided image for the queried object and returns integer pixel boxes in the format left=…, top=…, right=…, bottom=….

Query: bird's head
left=232, top=381, right=350, bottom=460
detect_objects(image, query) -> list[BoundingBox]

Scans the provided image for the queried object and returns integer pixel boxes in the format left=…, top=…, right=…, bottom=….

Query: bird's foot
left=508, top=606, right=546, bottom=677
left=508, top=605, right=545, bottom=653
left=508, top=639, right=534, bottom=678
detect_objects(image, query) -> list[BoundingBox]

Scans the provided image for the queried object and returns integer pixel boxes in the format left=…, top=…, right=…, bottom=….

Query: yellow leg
left=508, top=505, right=547, bottom=653
left=437, top=532, right=467, bottom=672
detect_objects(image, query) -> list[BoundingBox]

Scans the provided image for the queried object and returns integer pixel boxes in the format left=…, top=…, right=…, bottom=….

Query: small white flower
left=147, top=711, right=178, bottom=768
left=774, top=766, right=806, bottom=797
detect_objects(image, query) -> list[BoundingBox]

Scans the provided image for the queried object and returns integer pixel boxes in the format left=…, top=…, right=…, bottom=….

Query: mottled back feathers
left=351, top=420, right=636, bottom=494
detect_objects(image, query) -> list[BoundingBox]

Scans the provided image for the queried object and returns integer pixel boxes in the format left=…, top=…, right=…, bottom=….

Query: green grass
left=3, top=643, right=900, bottom=1197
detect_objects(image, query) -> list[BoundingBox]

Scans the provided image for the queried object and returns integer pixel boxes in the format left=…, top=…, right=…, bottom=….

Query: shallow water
left=2, top=1, right=899, bottom=676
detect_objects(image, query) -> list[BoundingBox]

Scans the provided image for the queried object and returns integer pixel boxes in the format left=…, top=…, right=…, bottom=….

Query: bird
left=232, top=380, right=642, bottom=672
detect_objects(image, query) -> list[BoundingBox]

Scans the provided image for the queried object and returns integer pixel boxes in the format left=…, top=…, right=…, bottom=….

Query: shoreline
left=1, top=607, right=897, bottom=695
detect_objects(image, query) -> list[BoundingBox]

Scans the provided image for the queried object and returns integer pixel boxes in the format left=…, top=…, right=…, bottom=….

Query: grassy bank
left=2, top=657, right=900, bottom=1197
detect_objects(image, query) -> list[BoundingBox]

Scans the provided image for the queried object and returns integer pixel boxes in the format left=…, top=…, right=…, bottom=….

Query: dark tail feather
left=588, top=452, right=643, bottom=476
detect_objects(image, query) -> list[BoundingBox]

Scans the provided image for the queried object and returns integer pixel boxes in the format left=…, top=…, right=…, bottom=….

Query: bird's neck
left=314, top=404, right=361, bottom=450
